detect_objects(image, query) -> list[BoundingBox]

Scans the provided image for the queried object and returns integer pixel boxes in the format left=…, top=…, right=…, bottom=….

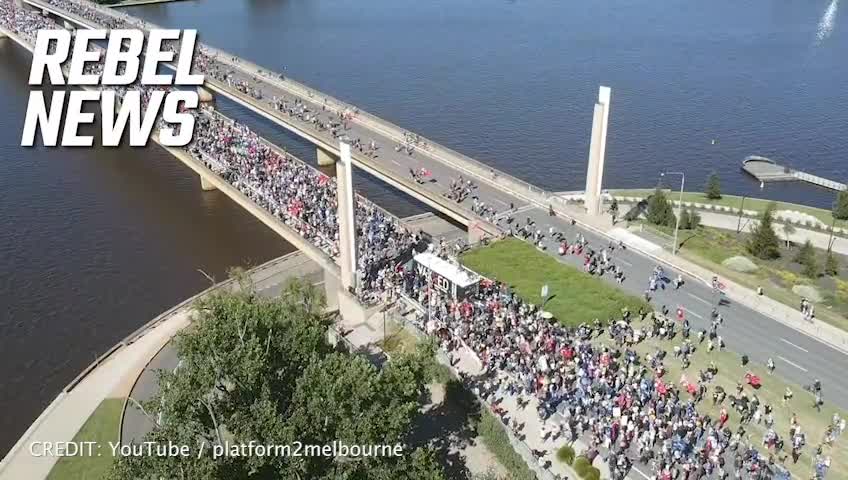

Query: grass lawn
left=47, top=398, right=123, bottom=480
left=378, top=320, right=421, bottom=356
left=461, top=238, right=649, bottom=327
left=595, top=314, right=847, bottom=480
left=638, top=223, right=848, bottom=333
left=611, top=189, right=838, bottom=227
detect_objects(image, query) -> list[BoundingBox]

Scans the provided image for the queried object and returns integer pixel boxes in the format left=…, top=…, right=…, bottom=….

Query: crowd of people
left=379, top=236, right=839, bottom=480
left=1, top=0, right=419, bottom=304
left=1, top=2, right=841, bottom=478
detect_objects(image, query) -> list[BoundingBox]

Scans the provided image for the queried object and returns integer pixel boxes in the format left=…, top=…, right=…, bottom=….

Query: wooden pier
left=742, top=156, right=846, bottom=191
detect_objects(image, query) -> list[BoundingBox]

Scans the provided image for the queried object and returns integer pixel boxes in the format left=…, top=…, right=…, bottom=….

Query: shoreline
left=105, top=0, right=188, bottom=9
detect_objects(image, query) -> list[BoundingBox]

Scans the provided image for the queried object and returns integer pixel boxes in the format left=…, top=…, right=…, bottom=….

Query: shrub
left=556, top=445, right=575, bottom=465
left=584, top=466, right=602, bottom=480
left=573, top=456, right=591, bottom=477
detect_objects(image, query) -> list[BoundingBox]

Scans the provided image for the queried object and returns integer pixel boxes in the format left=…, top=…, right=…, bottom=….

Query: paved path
left=0, top=253, right=320, bottom=480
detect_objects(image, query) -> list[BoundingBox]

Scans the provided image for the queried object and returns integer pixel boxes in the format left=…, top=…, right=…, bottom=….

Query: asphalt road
left=206, top=65, right=848, bottom=410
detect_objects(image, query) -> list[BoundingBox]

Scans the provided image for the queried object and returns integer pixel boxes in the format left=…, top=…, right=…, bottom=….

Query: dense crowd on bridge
left=1, top=0, right=419, bottom=304
left=1, top=2, right=841, bottom=479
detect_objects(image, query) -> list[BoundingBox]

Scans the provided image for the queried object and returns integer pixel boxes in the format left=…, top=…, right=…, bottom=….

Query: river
left=1, top=0, right=845, bottom=455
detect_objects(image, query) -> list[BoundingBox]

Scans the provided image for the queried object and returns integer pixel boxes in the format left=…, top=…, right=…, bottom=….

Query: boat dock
left=742, top=156, right=846, bottom=191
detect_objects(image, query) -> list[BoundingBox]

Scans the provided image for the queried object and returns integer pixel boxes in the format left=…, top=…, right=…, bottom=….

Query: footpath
left=335, top=304, right=611, bottom=480
left=0, top=253, right=320, bottom=480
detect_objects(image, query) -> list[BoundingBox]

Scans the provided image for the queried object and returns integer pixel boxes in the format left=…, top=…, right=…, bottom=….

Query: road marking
left=492, top=198, right=509, bottom=207
left=390, top=159, right=402, bottom=166
left=780, top=338, right=809, bottom=353
left=686, top=292, right=712, bottom=306
left=632, top=466, right=652, bottom=480
left=683, top=308, right=704, bottom=319
left=616, top=258, right=633, bottom=267
left=778, top=356, right=808, bottom=372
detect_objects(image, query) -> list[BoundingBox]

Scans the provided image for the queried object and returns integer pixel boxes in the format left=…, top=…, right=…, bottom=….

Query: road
left=31, top=0, right=848, bottom=411
left=122, top=261, right=324, bottom=444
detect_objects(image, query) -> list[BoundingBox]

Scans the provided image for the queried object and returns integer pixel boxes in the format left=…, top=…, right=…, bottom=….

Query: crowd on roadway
left=383, top=236, right=839, bottom=480
left=3, top=2, right=841, bottom=479
left=0, top=0, right=420, bottom=304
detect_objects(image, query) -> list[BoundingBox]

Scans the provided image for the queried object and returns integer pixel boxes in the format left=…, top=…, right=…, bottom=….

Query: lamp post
left=661, top=171, right=685, bottom=255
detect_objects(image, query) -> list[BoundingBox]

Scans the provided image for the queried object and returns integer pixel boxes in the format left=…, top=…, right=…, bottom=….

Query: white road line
left=686, top=292, right=712, bottom=306
left=684, top=308, right=704, bottom=319
left=780, top=338, right=809, bottom=353
left=390, top=159, right=402, bottom=166
left=492, top=198, right=509, bottom=207
left=617, top=258, right=633, bottom=267
left=778, top=356, right=809, bottom=372
left=632, top=466, right=652, bottom=480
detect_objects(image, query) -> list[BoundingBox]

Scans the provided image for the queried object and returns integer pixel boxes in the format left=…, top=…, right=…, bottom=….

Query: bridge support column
left=197, top=86, right=214, bottom=103
left=323, top=269, right=340, bottom=311
left=584, top=86, right=612, bottom=217
left=63, top=20, right=74, bottom=30
left=200, top=176, right=217, bottom=191
left=336, top=142, right=357, bottom=292
left=317, top=146, right=337, bottom=167
left=41, top=8, right=49, bottom=16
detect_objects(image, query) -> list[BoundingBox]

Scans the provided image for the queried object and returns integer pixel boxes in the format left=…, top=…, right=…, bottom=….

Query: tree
left=678, top=209, right=690, bottom=230
left=646, top=188, right=676, bottom=227
left=705, top=172, right=722, bottom=200
left=746, top=203, right=781, bottom=260
left=794, top=239, right=815, bottom=265
left=110, top=278, right=444, bottom=480
left=686, top=209, right=701, bottom=230
left=825, top=250, right=839, bottom=276
left=795, top=240, right=820, bottom=278
left=781, top=223, right=796, bottom=248
left=833, top=190, right=848, bottom=222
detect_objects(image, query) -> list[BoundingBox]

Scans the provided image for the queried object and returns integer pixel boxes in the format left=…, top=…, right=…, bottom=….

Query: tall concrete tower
left=584, top=86, right=612, bottom=216
left=336, top=142, right=357, bottom=291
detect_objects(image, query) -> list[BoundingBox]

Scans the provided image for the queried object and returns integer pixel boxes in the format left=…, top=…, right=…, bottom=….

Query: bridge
left=4, top=0, right=848, bottom=419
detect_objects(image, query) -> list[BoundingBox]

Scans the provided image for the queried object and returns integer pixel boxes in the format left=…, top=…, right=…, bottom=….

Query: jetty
left=742, top=156, right=846, bottom=191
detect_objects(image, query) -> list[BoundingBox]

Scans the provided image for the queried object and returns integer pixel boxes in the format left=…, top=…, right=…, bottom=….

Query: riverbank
left=0, top=252, right=321, bottom=480
left=101, top=0, right=189, bottom=9
left=609, top=189, right=843, bottom=232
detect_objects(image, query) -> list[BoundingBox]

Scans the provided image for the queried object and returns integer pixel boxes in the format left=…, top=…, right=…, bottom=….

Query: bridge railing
left=43, top=0, right=562, bottom=224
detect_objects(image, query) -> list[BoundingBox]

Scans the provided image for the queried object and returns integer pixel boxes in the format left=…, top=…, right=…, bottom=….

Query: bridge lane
left=20, top=0, right=848, bottom=408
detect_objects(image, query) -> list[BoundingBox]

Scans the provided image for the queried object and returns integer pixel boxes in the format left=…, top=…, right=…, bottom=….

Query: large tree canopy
left=110, top=278, right=443, bottom=480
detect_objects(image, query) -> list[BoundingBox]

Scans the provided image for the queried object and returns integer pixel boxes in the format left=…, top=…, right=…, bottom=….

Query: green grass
left=596, top=314, right=848, bottom=480
left=477, top=408, right=537, bottom=480
left=611, top=189, right=838, bottom=227
left=47, top=398, right=123, bottom=480
left=461, top=238, right=649, bottom=327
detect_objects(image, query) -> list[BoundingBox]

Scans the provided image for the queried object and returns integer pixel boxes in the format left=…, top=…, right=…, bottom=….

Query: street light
left=660, top=171, right=685, bottom=255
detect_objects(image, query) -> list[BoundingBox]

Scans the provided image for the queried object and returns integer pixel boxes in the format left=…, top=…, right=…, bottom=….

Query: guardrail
left=63, top=253, right=305, bottom=393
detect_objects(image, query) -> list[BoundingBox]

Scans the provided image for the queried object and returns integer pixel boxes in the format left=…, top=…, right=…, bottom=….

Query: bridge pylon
left=336, top=142, right=357, bottom=292
left=316, top=146, right=336, bottom=167
left=584, top=86, right=611, bottom=216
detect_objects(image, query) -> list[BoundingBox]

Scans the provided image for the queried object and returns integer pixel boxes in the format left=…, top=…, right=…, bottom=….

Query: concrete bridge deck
left=22, top=0, right=537, bottom=236
left=6, top=0, right=848, bottom=406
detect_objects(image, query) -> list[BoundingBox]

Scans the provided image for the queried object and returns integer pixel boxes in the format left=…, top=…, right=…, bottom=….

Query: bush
left=584, top=466, right=602, bottom=480
left=705, top=172, right=722, bottom=199
left=477, top=410, right=536, bottom=480
left=556, top=445, right=575, bottom=465
left=573, top=456, right=591, bottom=477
